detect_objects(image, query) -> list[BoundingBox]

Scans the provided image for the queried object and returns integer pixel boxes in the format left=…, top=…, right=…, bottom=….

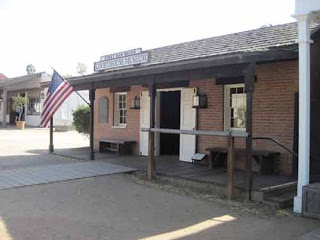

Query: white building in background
left=0, top=72, right=88, bottom=128
left=0, top=72, right=49, bottom=127
left=53, top=90, right=89, bottom=126
left=293, top=0, right=320, bottom=214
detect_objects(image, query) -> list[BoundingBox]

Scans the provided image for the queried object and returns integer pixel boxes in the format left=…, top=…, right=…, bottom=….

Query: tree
left=12, top=96, right=27, bottom=121
left=63, top=74, right=73, bottom=79
left=72, top=105, right=90, bottom=137
left=76, top=62, right=87, bottom=76
left=26, top=64, right=36, bottom=75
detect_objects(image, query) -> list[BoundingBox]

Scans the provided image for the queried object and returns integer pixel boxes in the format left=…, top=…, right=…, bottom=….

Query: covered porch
left=55, top=147, right=296, bottom=206
left=53, top=27, right=306, bottom=203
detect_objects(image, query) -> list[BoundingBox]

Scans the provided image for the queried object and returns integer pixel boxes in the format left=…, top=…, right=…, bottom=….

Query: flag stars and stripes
left=40, top=70, right=75, bottom=127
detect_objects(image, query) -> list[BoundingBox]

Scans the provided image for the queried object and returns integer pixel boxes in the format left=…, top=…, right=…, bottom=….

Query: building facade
left=0, top=73, right=89, bottom=127
left=69, top=22, right=320, bottom=178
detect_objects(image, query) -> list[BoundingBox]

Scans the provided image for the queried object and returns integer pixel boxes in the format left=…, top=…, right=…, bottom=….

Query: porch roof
left=0, top=72, right=50, bottom=90
left=60, top=22, right=320, bottom=89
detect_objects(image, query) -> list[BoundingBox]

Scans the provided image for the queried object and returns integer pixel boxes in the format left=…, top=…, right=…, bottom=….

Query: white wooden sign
left=94, top=49, right=148, bottom=72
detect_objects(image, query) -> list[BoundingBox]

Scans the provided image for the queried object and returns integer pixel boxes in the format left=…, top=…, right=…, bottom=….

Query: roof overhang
left=44, top=47, right=298, bottom=90
left=0, top=72, right=50, bottom=91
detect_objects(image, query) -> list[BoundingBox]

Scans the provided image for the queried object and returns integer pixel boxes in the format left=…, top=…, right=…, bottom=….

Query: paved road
left=0, top=127, right=88, bottom=170
left=0, top=127, right=318, bottom=240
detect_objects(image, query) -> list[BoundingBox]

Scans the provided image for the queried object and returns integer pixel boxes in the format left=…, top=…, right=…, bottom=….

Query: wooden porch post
left=89, top=88, right=96, bottom=160
left=245, top=62, right=256, bottom=200
left=148, top=82, right=156, bottom=180
left=227, top=135, right=235, bottom=200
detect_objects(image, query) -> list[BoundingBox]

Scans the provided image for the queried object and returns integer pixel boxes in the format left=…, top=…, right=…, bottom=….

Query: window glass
left=27, top=91, right=41, bottom=115
left=114, top=93, right=127, bottom=126
left=225, top=85, right=246, bottom=129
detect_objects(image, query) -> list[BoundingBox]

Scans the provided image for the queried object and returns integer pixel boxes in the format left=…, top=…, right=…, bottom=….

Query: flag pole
left=72, top=88, right=90, bottom=107
left=50, top=67, right=90, bottom=106
left=49, top=117, right=54, bottom=153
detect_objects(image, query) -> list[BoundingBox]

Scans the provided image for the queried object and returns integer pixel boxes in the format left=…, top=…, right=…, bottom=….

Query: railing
left=141, top=128, right=303, bottom=198
left=252, top=137, right=299, bottom=158
left=141, top=128, right=248, bottom=138
left=141, top=127, right=248, bottom=200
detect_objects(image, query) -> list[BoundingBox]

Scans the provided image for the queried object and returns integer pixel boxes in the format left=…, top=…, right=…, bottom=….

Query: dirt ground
left=0, top=127, right=318, bottom=240
left=0, top=174, right=318, bottom=240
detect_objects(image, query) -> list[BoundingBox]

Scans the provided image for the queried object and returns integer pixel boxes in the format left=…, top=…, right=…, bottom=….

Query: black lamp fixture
left=192, top=94, right=208, bottom=108
left=130, top=96, right=140, bottom=109
left=40, top=92, right=45, bottom=100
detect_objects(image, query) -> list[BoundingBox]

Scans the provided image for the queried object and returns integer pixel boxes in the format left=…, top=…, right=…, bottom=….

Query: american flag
left=40, top=70, right=74, bottom=127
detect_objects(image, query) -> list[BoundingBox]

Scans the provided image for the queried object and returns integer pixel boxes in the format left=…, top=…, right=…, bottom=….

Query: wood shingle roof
left=142, top=22, right=320, bottom=67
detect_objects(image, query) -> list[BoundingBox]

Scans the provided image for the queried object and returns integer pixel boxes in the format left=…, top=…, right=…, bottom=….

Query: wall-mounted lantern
left=192, top=94, right=208, bottom=108
left=40, top=92, right=45, bottom=100
left=130, top=96, right=140, bottom=109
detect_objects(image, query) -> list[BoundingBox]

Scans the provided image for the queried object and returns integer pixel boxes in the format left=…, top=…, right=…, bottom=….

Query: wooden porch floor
left=101, top=155, right=295, bottom=191
left=56, top=148, right=296, bottom=191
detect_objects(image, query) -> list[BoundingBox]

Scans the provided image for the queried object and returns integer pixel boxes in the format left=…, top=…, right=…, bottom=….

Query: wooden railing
left=141, top=127, right=248, bottom=199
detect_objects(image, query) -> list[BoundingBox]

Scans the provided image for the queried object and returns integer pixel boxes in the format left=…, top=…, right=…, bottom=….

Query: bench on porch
left=205, top=147, right=280, bottom=175
left=99, top=138, right=136, bottom=155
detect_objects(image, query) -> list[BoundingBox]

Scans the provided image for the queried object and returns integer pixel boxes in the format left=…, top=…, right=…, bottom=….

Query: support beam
left=49, top=117, right=54, bottom=153
left=294, top=14, right=312, bottom=214
left=89, top=88, right=96, bottom=160
left=227, top=136, right=235, bottom=200
left=2, top=89, right=7, bottom=127
left=148, top=82, right=156, bottom=180
left=244, top=62, right=256, bottom=200
left=141, top=127, right=248, bottom=138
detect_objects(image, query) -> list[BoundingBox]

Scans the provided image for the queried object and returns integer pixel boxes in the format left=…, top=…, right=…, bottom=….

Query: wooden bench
left=205, top=147, right=280, bottom=175
left=99, top=138, right=136, bottom=155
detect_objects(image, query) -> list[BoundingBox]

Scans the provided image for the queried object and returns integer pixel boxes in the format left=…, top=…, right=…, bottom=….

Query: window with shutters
left=98, top=97, right=109, bottom=123
left=114, top=92, right=127, bottom=127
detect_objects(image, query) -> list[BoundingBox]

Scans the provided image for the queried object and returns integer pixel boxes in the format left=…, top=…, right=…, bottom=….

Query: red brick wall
left=94, top=85, right=147, bottom=154
left=190, top=61, right=299, bottom=175
left=94, top=61, right=298, bottom=175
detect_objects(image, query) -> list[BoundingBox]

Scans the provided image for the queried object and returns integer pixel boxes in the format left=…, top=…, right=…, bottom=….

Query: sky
left=0, top=0, right=295, bottom=78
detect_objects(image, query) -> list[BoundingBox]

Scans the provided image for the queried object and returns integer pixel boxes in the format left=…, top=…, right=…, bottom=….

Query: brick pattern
left=94, top=61, right=298, bottom=175
left=94, top=85, right=147, bottom=154
left=190, top=61, right=298, bottom=175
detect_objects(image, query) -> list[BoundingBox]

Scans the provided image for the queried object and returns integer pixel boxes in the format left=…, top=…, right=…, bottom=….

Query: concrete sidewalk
left=0, top=161, right=136, bottom=190
left=0, top=127, right=87, bottom=170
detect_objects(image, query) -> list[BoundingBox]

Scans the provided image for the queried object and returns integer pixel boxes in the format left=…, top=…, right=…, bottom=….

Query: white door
left=140, top=91, right=150, bottom=156
left=139, top=91, right=160, bottom=156
left=179, top=88, right=197, bottom=162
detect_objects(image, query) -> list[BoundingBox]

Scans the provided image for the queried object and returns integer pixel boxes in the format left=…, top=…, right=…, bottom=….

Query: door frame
left=156, top=88, right=184, bottom=156
left=140, top=87, right=197, bottom=161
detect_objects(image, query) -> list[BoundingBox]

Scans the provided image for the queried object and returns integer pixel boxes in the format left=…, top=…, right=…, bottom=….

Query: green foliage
left=12, top=96, right=27, bottom=121
left=26, top=64, right=36, bottom=75
left=76, top=62, right=87, bottom=76
left=72, top=105, right=90, bottom=136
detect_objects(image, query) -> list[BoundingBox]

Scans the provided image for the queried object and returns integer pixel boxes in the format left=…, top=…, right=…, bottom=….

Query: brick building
left=68, top=22, right=320, bottom=178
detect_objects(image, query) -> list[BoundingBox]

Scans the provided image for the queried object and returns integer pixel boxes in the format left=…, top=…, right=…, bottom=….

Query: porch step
left=263, top=191, right=295, bottom=208
left=252, top=181, right=297, bottom=208
left=261, top=181, right=297, bottom=198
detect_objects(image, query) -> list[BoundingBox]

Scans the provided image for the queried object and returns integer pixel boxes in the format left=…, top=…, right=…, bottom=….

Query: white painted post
left=293, top=14, right=312, bottom=214
left=2, top=89, right=7, bottom=128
